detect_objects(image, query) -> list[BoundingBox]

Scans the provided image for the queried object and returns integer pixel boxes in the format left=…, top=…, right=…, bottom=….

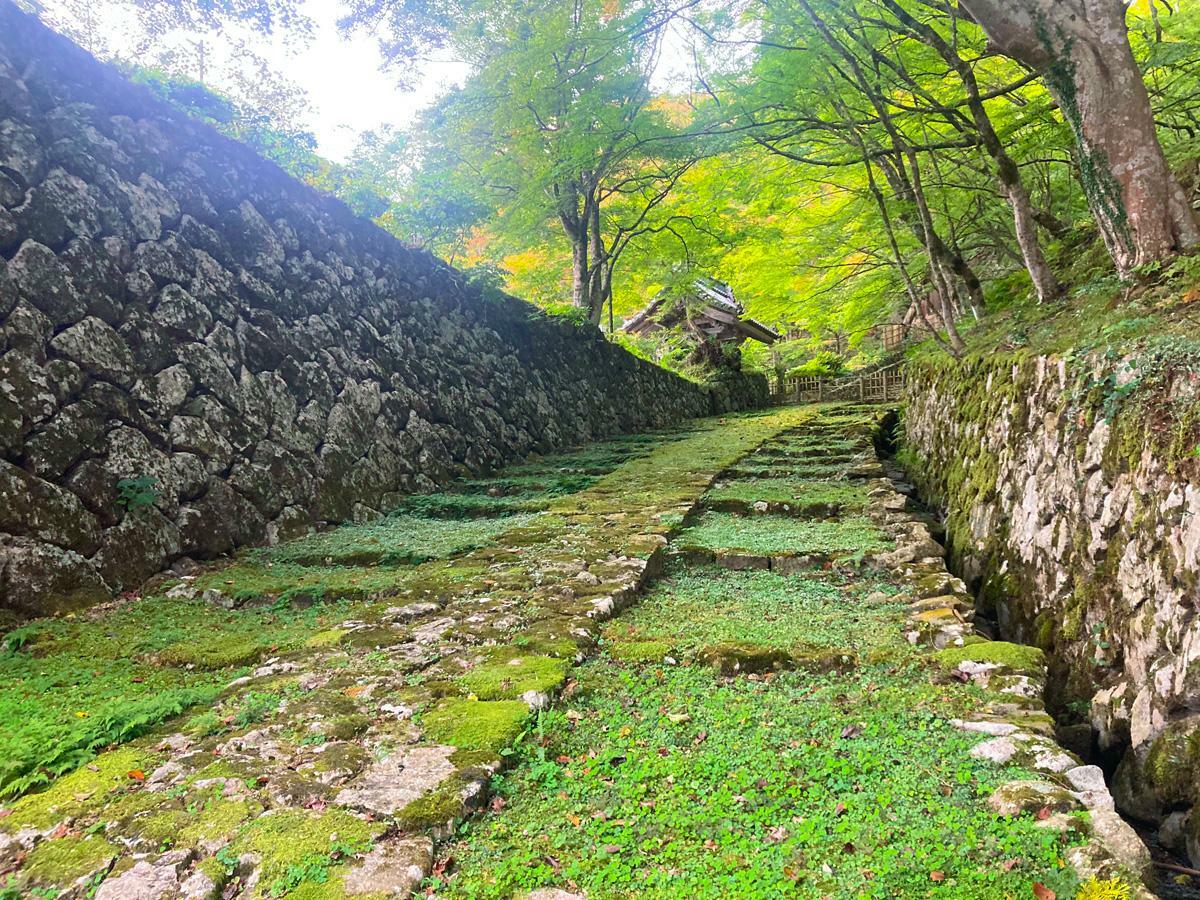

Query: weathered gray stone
left=94, top=506, right=182, bottom=592
left=0, top=537, right=109, bottom=616
left=0, top=460, right=102, bottom=553
left=0, top=4, right=761, bottom=621
left=50, top=315, right=135, bottom=385
left=8, top=239, right=85, bottom=324
left=340, top=836, right=432, bottom=898
left=987, top=780, right=1076, bottom=817
left=94, top=859, right=181, bottom=900
left=18, top=166, right=100, bottom=246
left=0, top=118, right=43, bottom=188
left=331, top=742, right=458, bottom=815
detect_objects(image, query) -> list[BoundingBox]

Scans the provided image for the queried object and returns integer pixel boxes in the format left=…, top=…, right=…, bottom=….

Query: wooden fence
left=773, top=362, right=905, bottom=405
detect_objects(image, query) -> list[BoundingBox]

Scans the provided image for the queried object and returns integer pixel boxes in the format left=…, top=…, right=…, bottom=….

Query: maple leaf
left=930, top=871, right=945, bottom=882
left=1032, top=883, right=1056, bottom=900
left=127, top=769, right=146, bottom=782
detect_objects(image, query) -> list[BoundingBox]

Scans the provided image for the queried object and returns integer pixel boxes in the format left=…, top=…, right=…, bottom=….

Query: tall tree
left=958, top=0, right=1199, bottom=274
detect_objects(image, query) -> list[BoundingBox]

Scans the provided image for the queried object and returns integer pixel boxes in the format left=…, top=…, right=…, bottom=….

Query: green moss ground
left=0, top=427, right=701, bottom=802
left=606, top=564, right=904, bottom=660
left=704, top=477, right=870, bottom=512
left=427, top=412, right=1084, bottom=899
left=677, top=511, right=890, bottom=558
left=262, top=513, right=541, bottom=567
left=0, top=597, right=339, bottom=799
left=430, top=571, right=1080, bottom=898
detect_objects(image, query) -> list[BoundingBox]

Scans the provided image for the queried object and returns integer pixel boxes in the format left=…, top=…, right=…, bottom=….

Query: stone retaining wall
left=0, top=2, right=765, bottom=619
left=904, top=351, right=1200, bottom=866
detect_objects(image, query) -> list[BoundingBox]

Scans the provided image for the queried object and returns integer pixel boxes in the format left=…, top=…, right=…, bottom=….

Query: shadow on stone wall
left=0, top=2, right=766, bottom=619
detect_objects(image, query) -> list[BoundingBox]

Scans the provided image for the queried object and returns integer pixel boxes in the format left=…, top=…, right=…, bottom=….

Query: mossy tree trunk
left=960, top=0, right=1200, bottom=276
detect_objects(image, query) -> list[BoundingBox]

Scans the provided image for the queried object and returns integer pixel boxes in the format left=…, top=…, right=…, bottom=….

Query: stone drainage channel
left=0, top=405, right=1153, bottom=898
left=885, top=443, right=1200, bottom=900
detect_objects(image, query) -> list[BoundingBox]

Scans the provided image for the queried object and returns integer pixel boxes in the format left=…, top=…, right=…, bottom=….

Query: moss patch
left=157, top=635, right=267, bottom=670
left=230, top=808, right=383, bottom=898
left=395, top=779, right=468, bottom=832
left=134, top=795, right=262, bottom=851
left=421, top=699, right=530, bottom=754
left=606, top=638, right=673, bottom=664
left=22, top=834, right=118, bottom=885
left=698, top=642, right=793, bottom=675
left=2, top=747, right=156, bottom=831
left=459, top=650, right=569, bottom=701
left=934, top=641, right=1046, bottom=676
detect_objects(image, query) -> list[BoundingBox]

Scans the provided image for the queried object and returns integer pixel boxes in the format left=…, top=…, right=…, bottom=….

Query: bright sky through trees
left=41, top=0, right=699, bottom=160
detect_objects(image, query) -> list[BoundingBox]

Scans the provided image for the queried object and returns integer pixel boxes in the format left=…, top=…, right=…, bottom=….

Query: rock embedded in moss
left=132, top=795, right=262, bottom=852
left=157, top=635, right=266, bottom=670
left=698, top=641, right=793, bottom=675
left=607, top=638, right=673, bottom=664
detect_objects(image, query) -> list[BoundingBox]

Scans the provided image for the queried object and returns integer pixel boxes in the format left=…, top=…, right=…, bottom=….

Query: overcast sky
left=46, top=0, right=699, bottom=162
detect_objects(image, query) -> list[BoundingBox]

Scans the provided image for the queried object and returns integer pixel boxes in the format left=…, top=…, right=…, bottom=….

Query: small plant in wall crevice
left=116, top=475, right=161, bottom=513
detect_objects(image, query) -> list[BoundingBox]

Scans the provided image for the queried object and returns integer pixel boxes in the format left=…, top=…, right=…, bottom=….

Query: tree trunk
left=960, top=0, right=1200, bottom=274
left=879, top=0, right=1062, bottom=301
left=558, top=181, right=591, bottom=314
left=569, top=237, right=590, bottom=312
left=586, top=193, right=606, bottom=325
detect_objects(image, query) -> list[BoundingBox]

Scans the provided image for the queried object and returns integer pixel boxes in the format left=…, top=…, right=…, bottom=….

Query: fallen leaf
left=765, top=825, right=789, bottom=843
left=344, top=685, right=367, bottom=698
left=127, top=769, right=146, bottom=782
left=603, top=844, right=621, bottom=854
left=490, top=796, right=506, bottom=812
left=834, top=802, right=847, bottom=817
left=1032, top=883, right=1056, bottom=900
left=693, top=731, right=708, bottom=745
left=49, top=823, right=69, bottom=839
left=1001, top=859, right=1020, bottom=873
left=432, top=855, right=454, bottom=877
left=930, top=871, right=945, bottom=882
left=1035, top=806, right=1051, bottom=821
left=840, top=725, right=863, bottom=739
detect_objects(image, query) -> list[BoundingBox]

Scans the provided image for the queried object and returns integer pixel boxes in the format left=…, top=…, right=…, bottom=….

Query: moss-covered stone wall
left=904, top=350, right=1200, bottom=864
left=0, top=4, right=766, bottom=619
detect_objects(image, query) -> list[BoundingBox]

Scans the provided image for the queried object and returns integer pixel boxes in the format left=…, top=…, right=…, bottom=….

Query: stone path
left=0, top=406, right=1154, bottom=898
